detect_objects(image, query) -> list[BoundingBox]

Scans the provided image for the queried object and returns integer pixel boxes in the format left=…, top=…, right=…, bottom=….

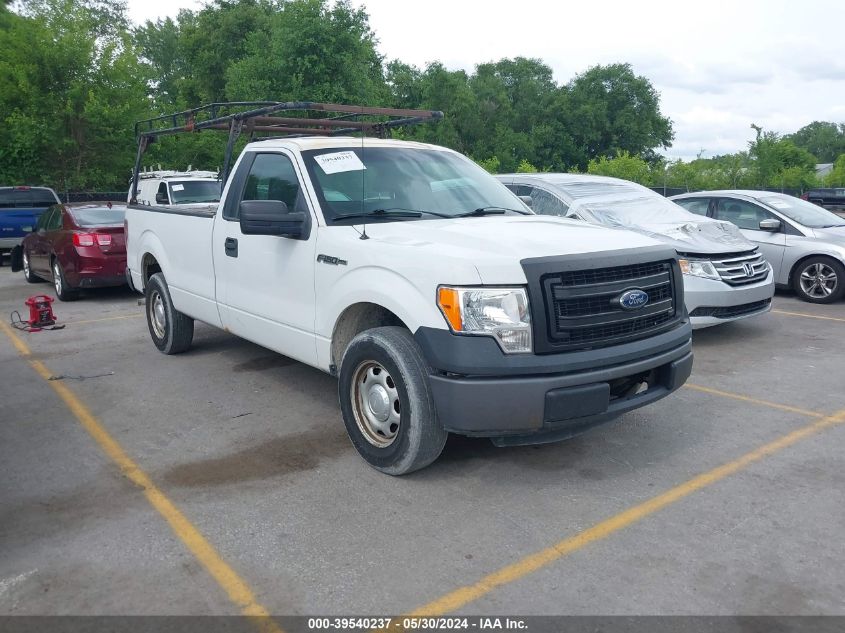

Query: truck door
left=212, top=150, right=318, bottom=366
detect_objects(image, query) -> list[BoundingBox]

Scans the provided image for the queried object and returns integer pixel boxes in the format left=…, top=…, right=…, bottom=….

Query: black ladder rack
left=130, top=101, right=443, bottom=201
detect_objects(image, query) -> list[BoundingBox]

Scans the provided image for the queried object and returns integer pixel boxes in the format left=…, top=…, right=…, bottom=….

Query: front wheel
left=793, top=256, right=845, bottom=304
left=338, top=326, right=447, bottom=475
left=145, top=272, right=194, bottom=354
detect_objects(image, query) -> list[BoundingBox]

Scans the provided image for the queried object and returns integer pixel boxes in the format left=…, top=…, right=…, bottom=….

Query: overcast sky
left=127, top=0, right=845, bottom=161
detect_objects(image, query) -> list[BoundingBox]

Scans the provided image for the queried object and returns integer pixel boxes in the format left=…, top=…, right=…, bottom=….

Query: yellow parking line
left=69, top=313, right=144, bottom=326
left=0, top=321, right=282, bottom=633
left=773, top=309, right=845, bottom=323
left=407, top=405, right=845, bottom=616
left=684, top=383, right=823, bottom=419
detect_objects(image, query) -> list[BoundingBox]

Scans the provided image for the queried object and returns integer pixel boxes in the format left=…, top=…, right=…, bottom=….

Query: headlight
left=437, top=286, right=532, bottom=353
left=678, top=258, right=720, bottom=281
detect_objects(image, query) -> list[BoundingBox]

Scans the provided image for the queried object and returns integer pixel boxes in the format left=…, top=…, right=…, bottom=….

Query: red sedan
left=21, top=202, right=127, bottom=300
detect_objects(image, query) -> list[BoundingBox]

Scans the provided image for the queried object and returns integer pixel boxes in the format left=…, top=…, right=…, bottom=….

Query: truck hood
left=360, top=215, right=666, bottom=284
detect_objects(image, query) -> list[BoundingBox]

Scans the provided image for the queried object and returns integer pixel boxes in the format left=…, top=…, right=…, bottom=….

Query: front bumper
left=415, top=321, right=692, bottom=442
left=684, top=269, right=775, bottom=329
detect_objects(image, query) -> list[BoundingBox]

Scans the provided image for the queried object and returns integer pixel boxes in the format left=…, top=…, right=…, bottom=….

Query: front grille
left=541, top=259, right=680, bottom=351
left=710, top=250, right=769, bottom=286
left=690, top=298, right=771, bottom=319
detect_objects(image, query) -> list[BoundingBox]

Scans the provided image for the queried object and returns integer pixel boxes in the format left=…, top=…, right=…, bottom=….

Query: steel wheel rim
left=351, top=360, right=401, bottom=448
left=23, top=251, right=30, bottom=277
left=149, top=290, right=166, bottom=339
left=53, top=261, right=61, bottom=295
left=800, top=263, right=837, bottom=298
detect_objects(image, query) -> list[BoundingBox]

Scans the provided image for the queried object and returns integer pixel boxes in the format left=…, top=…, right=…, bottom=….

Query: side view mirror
left=518, top=195, right=533, bottom=209
left=155, top=192, right=169, bottom=205
left=239, top=200, right=310, bottom=240
left=759, top=218, right=781, bottom=232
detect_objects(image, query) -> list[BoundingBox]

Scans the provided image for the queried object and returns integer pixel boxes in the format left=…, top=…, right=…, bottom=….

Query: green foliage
left=825, top=155, right=845, bottom=187
left=475, top=156, right=500, bottom=174
left=515, top=159, right=538, bottom=173
left=587, top=151, right=652, bottom=185
left=0, top=0, right=148, bottom=190
left=561, top=64, right=673, bottom=168
left=748, top=126, right=817, bottom=190
left=785, top=121, right=845, bottom=163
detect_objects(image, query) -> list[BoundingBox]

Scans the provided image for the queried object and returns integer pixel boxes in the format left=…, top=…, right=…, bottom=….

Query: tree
left=748, top=126, right=817, bottom=189
left=225, top=0, right=386, bottom=104
left=785, top=121, right=845, bottom=163
left=587, top=151, right=652, bottom=184
left=825, top=155, right=845, bottom=187
left=560, top=63, right=673, bottom=169
left=0, top=0, right=148, bottom=191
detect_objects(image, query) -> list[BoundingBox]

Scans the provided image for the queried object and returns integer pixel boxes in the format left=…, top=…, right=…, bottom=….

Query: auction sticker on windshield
left=315, top=151, right=367, bottom=174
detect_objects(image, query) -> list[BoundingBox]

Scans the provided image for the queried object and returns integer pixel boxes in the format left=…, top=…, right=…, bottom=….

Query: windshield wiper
left=331, top=208, right=422, bottom=223
left=818, top=223, right=845, bottom=228
left=455, top=206, right=529, bottom=218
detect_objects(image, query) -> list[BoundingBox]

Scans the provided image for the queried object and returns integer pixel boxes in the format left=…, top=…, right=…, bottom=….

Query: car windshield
left=169, top=180, right=221, bottom=204
left=301, top=147, right=528, bottom=222
left=759, top=195, right=845, bottom=228
left=71, top=206, right=126, bottom=227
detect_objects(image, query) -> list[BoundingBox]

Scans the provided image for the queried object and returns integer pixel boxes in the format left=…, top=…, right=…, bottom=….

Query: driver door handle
left=224, top=237, right=238, bottom=258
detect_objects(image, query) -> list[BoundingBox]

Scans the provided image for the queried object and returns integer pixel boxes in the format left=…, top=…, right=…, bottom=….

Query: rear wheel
left=793, top=256, right=845, bottom=304
left=145, top=272, right=194, bottom=354
left=338, top=326, right=447, bottom=475
left=23, top=250, right=40, bottom=283
left=52, top=258, right=78, bottom=301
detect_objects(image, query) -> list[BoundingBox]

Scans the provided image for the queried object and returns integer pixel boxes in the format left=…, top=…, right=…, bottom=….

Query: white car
left=497, top=174, right=776, bottom=329
left=127, top=169, right=222, bottom=209
left=126, top=134, right=693, bottom=474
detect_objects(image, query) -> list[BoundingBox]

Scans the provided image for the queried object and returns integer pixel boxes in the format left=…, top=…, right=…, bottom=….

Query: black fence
left=61, top=191, right=127, bottom=203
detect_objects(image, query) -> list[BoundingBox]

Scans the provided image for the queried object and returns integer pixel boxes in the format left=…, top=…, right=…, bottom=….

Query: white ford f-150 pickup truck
left=126, top=126, right=693, bottom=474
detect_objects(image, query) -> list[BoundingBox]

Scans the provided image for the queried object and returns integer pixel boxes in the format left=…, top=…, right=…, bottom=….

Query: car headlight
left=437, top=286, right=532, bottom=354
left=678, top=258, right=721, bottom=281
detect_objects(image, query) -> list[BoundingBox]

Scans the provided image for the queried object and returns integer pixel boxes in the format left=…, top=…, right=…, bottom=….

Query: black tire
left=792, top=256, right=845, bottom=304
left=51, top=258, right=78, bottom=301
left=145, top=272, right=194, bottom=354
left=22, top=249, right=40, bottom=283
left=338, top=326, right=447, bottom=475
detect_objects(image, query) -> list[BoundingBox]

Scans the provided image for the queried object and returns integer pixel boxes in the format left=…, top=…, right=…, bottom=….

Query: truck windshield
left=759, top=195, right=845, bottom=228
left=301, top=147, right=528, bottom=222
left=168, top=180, right=221, bottom=204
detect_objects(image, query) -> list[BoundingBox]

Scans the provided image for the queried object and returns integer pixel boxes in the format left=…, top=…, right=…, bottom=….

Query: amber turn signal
left=437, top=287, right=463, bottom=331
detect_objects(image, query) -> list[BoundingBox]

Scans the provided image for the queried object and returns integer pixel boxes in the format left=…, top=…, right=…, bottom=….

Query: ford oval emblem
left=619, top=289, right=649, bottom=310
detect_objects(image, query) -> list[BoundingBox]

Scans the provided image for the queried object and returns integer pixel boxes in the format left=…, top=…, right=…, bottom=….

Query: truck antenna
left=360, top=104, right=369, bottom=240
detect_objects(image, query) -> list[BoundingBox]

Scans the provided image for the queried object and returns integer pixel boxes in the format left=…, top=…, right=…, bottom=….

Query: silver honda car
left=497, top=174, right=775, bottom=328
left=670, top=190, right=845, bottom=304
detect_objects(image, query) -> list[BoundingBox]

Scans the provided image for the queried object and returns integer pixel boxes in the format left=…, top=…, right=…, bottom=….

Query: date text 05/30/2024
left=307, top=617, right=528, bottom=630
